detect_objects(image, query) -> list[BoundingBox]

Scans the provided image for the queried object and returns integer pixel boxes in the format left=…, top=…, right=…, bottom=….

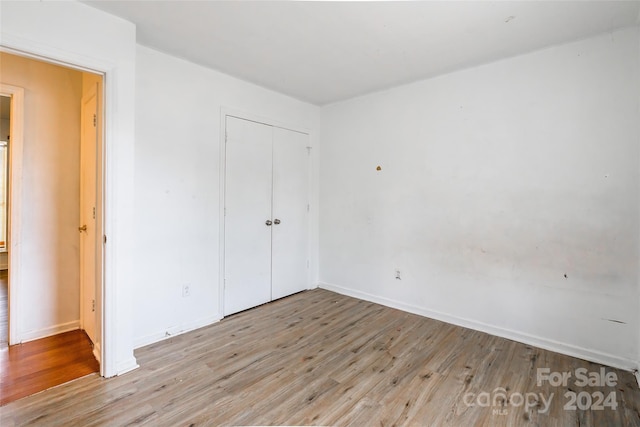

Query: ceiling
left=84, top=1, right=640, bottom=106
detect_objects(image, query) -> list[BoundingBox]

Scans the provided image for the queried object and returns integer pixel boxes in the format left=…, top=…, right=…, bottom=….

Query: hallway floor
left=0, top=269, right=7, bottom=347
left=0, top=330, right=99, bottom=406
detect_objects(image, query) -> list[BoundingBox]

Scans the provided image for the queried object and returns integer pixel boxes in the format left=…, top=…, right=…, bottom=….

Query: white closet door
left=271, top=127, right=309, bottom=299
left=224, top=116, right=273, bottom=315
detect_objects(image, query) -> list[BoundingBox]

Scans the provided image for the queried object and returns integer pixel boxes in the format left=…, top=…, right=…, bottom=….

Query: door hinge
left=93, top=114, right=97, bottom=127
left=92, top=207, right=96, bottom=219
left=92, top=299, right=96, bottom=312
left=103, top=235, right=107, bottom=244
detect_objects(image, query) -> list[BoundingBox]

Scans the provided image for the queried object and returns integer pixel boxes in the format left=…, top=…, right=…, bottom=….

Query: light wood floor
left=1, top=289, right=639, bottom=426
left=0, top=329, right=100, bottom=406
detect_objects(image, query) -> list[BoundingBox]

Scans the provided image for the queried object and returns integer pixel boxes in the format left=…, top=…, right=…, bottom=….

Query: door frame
left=218, top=107, right=312, bottom=318
left=1, top=47, right=109, bottom=375
left=0, top=83, right=24, bottom=346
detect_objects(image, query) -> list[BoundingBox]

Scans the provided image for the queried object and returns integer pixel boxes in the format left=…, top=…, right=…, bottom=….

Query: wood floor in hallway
left=1, top=288, right=639, bottom=426
left=0, top=330, right=99, bottom=406
left=0, top=269, right=7, bottom=347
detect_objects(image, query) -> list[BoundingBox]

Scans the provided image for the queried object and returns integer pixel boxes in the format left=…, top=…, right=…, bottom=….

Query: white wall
left=0, top=53, right=82, bottom=339
left=1, top=1, right=138, bottom=376
left=320, top=27, right=640, bottom=370
left=133, top=46, right=320, bottom=347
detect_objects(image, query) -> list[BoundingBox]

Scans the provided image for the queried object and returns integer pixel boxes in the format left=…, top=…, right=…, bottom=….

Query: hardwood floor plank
left=1, top=289, right=638, bottom=426
left=0, top=330, right=99, bottom=406
left=0, top=270, right=7, bottom=348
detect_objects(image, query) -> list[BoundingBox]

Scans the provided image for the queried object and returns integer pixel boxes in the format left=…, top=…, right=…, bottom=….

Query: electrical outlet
left=182, top=284, right=190, bottom=297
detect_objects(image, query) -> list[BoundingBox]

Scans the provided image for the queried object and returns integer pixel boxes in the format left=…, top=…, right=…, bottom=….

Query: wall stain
left=603, top=319, right=626, bottom=324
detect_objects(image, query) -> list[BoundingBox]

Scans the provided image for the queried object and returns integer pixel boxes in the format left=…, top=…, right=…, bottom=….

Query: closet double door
left=224, top=115, right=309, bottom=316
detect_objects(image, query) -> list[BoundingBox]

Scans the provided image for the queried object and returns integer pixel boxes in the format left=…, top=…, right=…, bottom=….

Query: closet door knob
left=274, top=219, right=281, bottom=225
left=265, top=220, right=273, bottom=226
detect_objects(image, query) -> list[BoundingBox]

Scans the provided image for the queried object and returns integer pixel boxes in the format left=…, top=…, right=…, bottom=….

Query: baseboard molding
left=635, top=368, right=640, bottom=388
left=19, top=320, right=80, bottom=343
left=319, top=282, right=638, bottom=372
left=116, top=357, right=139, bottom=376
left=93, top=342, right=101, bottom=365
left=133, top=313, right=223, bottom=349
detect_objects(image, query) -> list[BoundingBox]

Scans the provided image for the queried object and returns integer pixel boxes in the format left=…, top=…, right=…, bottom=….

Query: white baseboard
left=19, top=320, right=80, bottom=343
left=319, top=282, right=638, bottom=372
left=116, top=357, right=139, bottom=376
left=635, top=368, right=640, bottom=388
left=133, top=313, right=223, bottom=349
left=93, top=342, right=101, bottom=364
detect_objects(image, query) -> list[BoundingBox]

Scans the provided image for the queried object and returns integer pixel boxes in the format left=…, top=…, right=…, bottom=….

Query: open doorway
left=0, top=94, right=9, bottom=348
left=0, top=52, right=104, bottom=404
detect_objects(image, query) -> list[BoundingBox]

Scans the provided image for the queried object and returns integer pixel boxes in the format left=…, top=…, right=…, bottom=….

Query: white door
left=80, top=83, right=98, bottom=343
left=224, top=116, right=273, bottom=315
left=271, top=127, right=309, bottom=299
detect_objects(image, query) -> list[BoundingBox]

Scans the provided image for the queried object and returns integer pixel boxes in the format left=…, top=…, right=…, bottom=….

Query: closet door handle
left=274, top=219, right=281, bottom=225
left=265, top=220, right=273, bottom=226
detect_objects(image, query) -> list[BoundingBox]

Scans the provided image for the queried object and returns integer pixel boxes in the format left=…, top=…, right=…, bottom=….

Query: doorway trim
left=1, top=0, right=139, bottom=376
left=0, top=45, right=116, bottom=377
left=0, top=84, right=24, bottom=346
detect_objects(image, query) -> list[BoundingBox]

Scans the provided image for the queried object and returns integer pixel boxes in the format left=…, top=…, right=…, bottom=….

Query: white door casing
left=1, top=84, right=24, bottom=346
left=80, top=82, right=98, bottom=344
left=1, top=2, right=137, bottom=375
